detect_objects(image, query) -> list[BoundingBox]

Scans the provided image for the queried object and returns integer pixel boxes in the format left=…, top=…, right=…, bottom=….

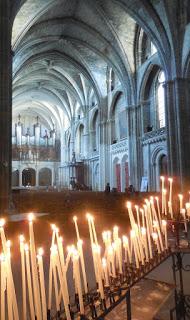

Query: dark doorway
left=12, top=169, right=19, bottom=187
left=22, top=168, right=36, bottom=186
left=159, top=154, right=168, bottom=175
left=39, top=168, right=52, bottom=186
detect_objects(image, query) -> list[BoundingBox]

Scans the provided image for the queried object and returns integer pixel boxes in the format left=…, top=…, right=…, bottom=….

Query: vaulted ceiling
left=12, top=0, right=179, bottom=134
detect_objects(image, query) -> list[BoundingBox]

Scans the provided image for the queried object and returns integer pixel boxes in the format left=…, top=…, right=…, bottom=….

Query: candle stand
left=51, top=219, right=190, bottom=320
left=168, top=218, right=190, bottom=320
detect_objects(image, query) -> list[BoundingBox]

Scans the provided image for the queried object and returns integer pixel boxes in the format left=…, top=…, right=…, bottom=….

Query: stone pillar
left=83, top=112, right=89, bottom=157
left=19, top=168, right=22, bottom=187
left=0, top=0, right=12, bottom=213
left=164, top=78, right=190, bottom=190
left=127, top=104, right=142, bottom=190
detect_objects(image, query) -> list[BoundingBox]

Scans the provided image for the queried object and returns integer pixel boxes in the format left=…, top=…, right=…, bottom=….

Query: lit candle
left=130, top=230, right=139, bottom=269
left=160, top=176, right=165, bottom=214
left=72, top=249, right=85, bottom=315
left=152, top=232, right=161, bottom=254
left=51, top=246, right=60, bottom=313
left=102, top=258, right=109, bottom=287
left=73, top=216, right=80, bottom=241
left=25, top=244, right=35, bottom=320
left=181, top=209, right=187, bottom=233
left=140, top=208, right=145, bottom=228
left=185, top=203, right=190, bottom=220
left=168, top=178, right=173, bottom=204
left=141, top=228, right=149, bottom=262
left=0, top=253, right=6, bottom=320
left=77, top=239, right=88, bottom=294
left=162, top=220, right=168, bottom=249
left=178, top=194, right=183, bottom=213
left=73, top=217, right=88, bottom=294
left=20, top=235, right=26, bottom=320
left=54, top=245, right=71, bottom=320
left=163, top=189, right=167, bottom=215
left=144, top=205, right=153, bottom=259
left=28, top=213, right=42, bottom=319
left=56, top=235, right=70, bottom=304
left=122, top=235, right=132, bottom=263
left=0, top=219, right=19, bottom=320
left=155, top=197, right=161, bottom=225
left=37, top=248, right=47, bottom=320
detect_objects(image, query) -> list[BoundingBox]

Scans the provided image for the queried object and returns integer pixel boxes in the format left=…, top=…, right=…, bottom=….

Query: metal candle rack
left=50, top=217, right=190, bottom=320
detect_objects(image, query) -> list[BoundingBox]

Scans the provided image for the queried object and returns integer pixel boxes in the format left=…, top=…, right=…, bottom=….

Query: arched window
left=157, top=71, right=165, bottom=128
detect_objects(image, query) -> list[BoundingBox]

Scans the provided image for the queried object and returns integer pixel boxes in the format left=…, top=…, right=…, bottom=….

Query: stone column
left=0, top=0, right=12, bottom=213
left=127, top=104, right=142, bottom=190
left=164, top=78, right=190, bottom=190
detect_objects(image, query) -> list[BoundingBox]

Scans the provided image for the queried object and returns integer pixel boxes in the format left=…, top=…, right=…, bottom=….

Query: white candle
left=51, top=246, right=60, bottom=312
left=73, top=216, right=80, bottom=241
left=181, top=209, right=187, bottom=233
left=141, top=228, right=149, bottom=262
left=155, top=197, right=161, bottom=225
left=57, top=236, right=70, bottom=305
left=20, top=235, right=26, bottom=320
left=130, top=230, right=139, bottom=269
left=25, top=244, right=35, bottom=320
left=168, top=178, right=173, bottom=203
left=185, top=203, right=190, bottom=220
left=0, top=219, right=19, bottom=320
left=152, top=232, right=161, bottom=254
left=77, top=239, right=88, bottom=294
left=72, top=250, right=85, bottom=315
left=37, top=248, right=47, bottom=320
left=144, top=206, right=153, bottom=259
left=102, top=258, right=109, bottom=287
left=140, top=209, right=145, bottom=228
left=0, top=254, right=6, bottom=320
left=160, top=176, right=165, bottom=214
left=178, top=194, right=183, bottom=213
left=54, top=246, right=71, bottom=320
left=162, top=220, right=168, bottom=249
left=163, top=189, right=167, bottom=215
left=28, top=213, right=42, bottom=319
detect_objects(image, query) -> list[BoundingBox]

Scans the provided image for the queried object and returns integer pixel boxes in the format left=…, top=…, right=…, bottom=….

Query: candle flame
left=38, top=247, right=44, bottom=256
left=0, top=218, right=5, bottom=228
left=19, top=234, right=25, bottom=242
left=130, top=230, right=135, bottom=238
left=73, top=216, right=77, bottom=222
left=126, top=201, right=131, bottom=209
left=0, top=253, right=5, bottom=262
left=152, top=232, right=158, bottom=240
left=102, top=257, right=107, bottom=267
left=28, top=213, right=34, bottom=222
left=6, top=240, right=11, bottom=248
left=162, top=220, right=167, bottom=226
left=24, top=244, right=29, bottom=251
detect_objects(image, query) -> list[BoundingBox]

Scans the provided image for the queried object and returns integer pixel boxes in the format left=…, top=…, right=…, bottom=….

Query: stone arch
left=112, top=157, right=121, bottom=191
left=39, top=168, right=52, bottom=186
left=121, top=154, right=129, bottom=192
left=75, top=123, right=84, bottom=157
left=22, top=168, right=36, bottom=186
left=109, top=91, right=123, bottom=119
left=139, top=64, right=165, bottom=133
left=151, top=147, right=167, bottom=191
